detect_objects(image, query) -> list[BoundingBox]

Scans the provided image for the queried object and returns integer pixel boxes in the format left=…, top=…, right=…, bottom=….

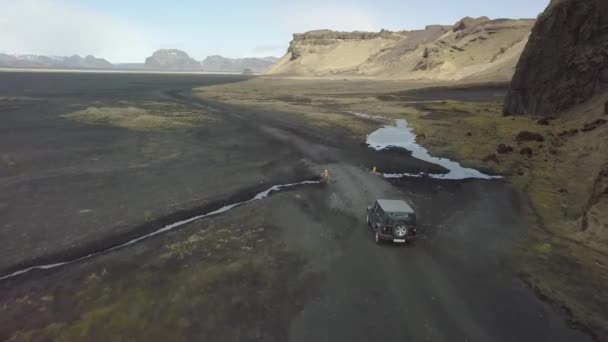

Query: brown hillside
left=265, top=17, right=535, bottom=81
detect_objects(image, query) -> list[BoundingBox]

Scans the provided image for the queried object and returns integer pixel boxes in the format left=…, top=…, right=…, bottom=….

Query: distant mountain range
left=144, top=49, right=279, bottom=72
left=201, top=55, right=279, bottom=73
left=0, top=50, right=279, bottom=73
left=0, top=54, right=113, bottom=69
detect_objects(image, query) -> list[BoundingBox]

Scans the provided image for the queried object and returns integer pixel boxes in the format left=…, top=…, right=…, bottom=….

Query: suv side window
left=375, top=207, right=384, bottom=224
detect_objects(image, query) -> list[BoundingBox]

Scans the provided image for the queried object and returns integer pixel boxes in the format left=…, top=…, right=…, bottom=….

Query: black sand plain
left=0, top=72, right=592, bottom=341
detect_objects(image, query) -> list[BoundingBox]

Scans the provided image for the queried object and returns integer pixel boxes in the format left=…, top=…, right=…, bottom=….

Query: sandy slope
left=266, top=18, right=534, bottom=81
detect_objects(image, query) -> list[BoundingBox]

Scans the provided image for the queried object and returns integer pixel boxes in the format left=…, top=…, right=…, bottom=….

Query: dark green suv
left=367, top=199, right=417, bottom=244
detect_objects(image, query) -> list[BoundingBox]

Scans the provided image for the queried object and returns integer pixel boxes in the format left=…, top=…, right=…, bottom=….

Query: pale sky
left=0, top=0, right=550, bottom=63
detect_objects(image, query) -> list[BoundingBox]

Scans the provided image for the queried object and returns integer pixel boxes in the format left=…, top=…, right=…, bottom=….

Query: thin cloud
left=0, top=0, right=156, bottom=63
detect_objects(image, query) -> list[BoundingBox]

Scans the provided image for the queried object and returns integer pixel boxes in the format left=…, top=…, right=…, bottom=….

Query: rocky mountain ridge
left=144, top=49, right=201, bottom=71
left=142, top=49, right=278, bottom=73
left=265, top=17, right=535, bottom=81
left=0, top=53, right=112, bottom=69
left=0, top=50, right=278, bottom=73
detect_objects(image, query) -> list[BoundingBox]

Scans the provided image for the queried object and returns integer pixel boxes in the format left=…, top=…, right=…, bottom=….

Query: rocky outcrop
left=200, top=55, right=278, bottom=73
left=496, top=144, right=514, bottom=154
left=515, top=131, right=544, bottom=143
left=265, top=17, right=534, bottom=80
left=504, top=0, right=608, bottom=116
left=144, top=49, right=201, bottom=71
left=284, top=29, right=408, bottom=63
left=0, top=54, right=112, bottom=69
left=582, top=165, right=608, bottom=235
left=453, top=16, right=490, bottom=32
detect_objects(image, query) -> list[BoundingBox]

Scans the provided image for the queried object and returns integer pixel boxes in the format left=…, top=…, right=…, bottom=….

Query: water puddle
left=0, top=180, right=320, bottom=281
left=366, top=119, right=500, bottom=180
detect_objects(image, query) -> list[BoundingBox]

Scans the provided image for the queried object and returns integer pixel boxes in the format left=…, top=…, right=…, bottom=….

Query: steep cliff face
left=266, top=29, right=410, bottom=76
left=265, top=17, right=534, bottom=81
left=504, top=0, right=608, bottom=116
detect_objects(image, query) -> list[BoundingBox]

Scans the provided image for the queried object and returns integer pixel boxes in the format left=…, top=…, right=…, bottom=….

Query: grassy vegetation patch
left=395, top=101, right=540, bottom=173
left=0, top=96, right=41, bottom=111
left=3, top=207, right=319, bottom=341
left=62, top=105, right=207, bottom=131
left=2, top=154, right=17, bottom=168
left=519, top=229, right=608, bottom=339
left=0, top=96, right=40, bottom=103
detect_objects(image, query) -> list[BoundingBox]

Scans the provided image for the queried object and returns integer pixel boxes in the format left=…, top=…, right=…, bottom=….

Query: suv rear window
left=388, top=212, right=416, bottom=224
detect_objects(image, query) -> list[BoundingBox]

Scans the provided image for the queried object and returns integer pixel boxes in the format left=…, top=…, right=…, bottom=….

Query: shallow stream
left=0, top=180, right=320, bottom=280
left=361, top=115, right=500, bottom=180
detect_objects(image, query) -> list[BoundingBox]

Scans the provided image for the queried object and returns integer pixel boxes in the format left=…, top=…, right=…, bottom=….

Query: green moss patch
left=62, top=105, right=207, bottom=131
left=4, top=212, right=319, bottom=341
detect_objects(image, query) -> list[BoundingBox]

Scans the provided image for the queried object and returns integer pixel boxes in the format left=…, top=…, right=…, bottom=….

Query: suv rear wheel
left=394, top=225, right=407, bottom=237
